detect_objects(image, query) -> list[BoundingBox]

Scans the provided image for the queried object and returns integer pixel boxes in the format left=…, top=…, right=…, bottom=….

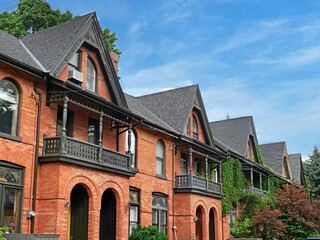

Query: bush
left=0, top=226, right=8, bottom=240
left=230, top=217, right=253, bottom=238
left=129, top=225, right=168, bottom=240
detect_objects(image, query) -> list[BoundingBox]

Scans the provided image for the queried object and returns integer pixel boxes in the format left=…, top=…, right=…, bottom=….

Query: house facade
left=0, top=13, right=229, bottom=240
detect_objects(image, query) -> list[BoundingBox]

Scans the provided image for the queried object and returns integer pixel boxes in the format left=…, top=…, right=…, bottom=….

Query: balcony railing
left=175, top=175, right=221, bottom=195
left=41, top=136, right=133, bottom=174
left=243, top=186, right=265, bottom=197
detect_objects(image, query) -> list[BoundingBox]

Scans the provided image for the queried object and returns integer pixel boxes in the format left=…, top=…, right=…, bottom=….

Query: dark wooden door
left=209, top=209, right=215, bottom=240
left=70, top=184, right=88, bottom=240
left=100, top=189, right=116, bottom=240
left=196, top=207, right=203, bottom=240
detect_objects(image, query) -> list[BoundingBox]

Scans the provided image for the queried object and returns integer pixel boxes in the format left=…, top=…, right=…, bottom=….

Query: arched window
left=0, top=79, right=20, bottom=136
left=192, top=115, right=198, bottom=140
left=156, top=140, right=165, bottom=176
left=86, top=58, right=96, bottom=92
left=126, top=130, right=136, bottom=168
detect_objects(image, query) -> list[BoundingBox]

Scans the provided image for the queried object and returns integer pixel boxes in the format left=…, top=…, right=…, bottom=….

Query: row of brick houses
left=0, top=12, right=305, bottom=240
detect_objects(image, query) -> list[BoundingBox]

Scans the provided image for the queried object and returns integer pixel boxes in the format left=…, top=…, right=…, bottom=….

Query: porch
left=40, top=136, right=135, bottom=176
left=175, top=174, right=222, bottom=195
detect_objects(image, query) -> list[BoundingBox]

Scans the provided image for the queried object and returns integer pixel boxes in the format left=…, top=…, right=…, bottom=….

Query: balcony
left=175, top=175, right=222, bottom=197
left=243, top=186, right=265, bottom=197
left=39, top=136, right=135, bottom=176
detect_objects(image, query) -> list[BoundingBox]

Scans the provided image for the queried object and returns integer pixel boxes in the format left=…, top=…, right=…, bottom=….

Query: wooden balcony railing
left=243, top=186, right=265, bottom=197
left=175, top=175, right=221, bottom=195
left=42, top=136, right=133, bottom=174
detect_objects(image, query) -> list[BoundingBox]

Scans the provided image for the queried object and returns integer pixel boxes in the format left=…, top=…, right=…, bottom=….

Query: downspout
left=171, top=140, right=177, bottom=239
left=31, top=76, right=47, bottom=233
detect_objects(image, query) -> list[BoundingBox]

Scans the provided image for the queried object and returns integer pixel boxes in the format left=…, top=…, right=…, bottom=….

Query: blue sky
left=2, top=0, right=320, bottom=158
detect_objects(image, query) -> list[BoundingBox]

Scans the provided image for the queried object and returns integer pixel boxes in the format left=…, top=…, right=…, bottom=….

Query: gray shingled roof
left=289, top=153, right=303, bottom=185
left=125, top=94, right=176, bottom=132
left=209, top=116, right=257, bottom=156
left=136, top=85, right=198, bottom=133
left=260, top=142, right=286, bottom=175
left=21, top=13, right=93, bottom=72
left=0, top=30, right=43, bottom=70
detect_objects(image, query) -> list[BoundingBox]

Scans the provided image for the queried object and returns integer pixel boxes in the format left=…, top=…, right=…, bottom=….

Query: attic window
left=192, top=115, right=198, bottom=140
left=86, top=58, right=97, bottom=92
left=246, top=137, right=254, bottom=160
left=68, top=52, right=80, bottom=71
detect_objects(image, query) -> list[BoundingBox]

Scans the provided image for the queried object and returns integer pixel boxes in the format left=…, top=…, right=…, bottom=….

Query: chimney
left=109, top=52, right=120, bottom=76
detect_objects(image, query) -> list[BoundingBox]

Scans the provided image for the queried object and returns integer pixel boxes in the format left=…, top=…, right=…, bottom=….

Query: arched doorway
left=209, top=208, right=215, bottom=240
left=195, top=206, right=203, bottom=240
left=100, top=189, right=116, bottom=240
left=70, top=184, right=88, bottom=240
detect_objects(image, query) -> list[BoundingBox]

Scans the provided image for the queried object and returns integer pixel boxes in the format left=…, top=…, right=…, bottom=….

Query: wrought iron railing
left=43, top=136, right=131, bottom=170
left=175, top=175, right=221, bottom=195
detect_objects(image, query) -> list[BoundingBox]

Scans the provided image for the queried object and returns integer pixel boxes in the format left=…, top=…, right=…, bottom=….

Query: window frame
left=192, top=115, right=198, bottom=140
left=88, top=118, right=100, bottom=145
left=68, top=51, right=81, bottom=71
left=152, top=193, right=168, bottom=235
left=129, top=188, right=140, bottom=235
left=156, top=140, right=165, bottom=177
left=0, top=161, right=24, bottom=233
left=86, top=57, right=97, bottom=92
left=0, top=78, right=21, bottom=139
left=180, top=153, right=188, bottom=175
left=126, top=130, right=137, bottom=168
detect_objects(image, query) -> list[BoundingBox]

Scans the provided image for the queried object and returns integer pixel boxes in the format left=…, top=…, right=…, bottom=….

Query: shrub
left=230, top=217, right=253, bottom=238
left=129, top=225, right=168, bottom=240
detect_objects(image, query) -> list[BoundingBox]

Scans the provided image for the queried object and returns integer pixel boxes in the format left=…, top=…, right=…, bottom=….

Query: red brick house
left=0, top=12, right=228, bottom=240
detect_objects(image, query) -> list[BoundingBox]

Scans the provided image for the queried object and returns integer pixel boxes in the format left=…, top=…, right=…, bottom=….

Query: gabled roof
left=125, top=93, right=176, bottom=132
left=260, top=141, right=288, bottom=176
left=209, top=116, right=258, bottom=156
left=136, top=85, right=214, bottom=145
left=21, top=12, right=128, bottom=109
left=0, top=30, right=43, bottom=71
left=289, top=153, right=306, bottom=186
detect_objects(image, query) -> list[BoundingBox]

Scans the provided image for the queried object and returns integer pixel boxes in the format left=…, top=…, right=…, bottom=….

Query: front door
left=100, top=189, right=116, bottom=240
left=209, top=209, right=215, bottom=240
left=70, top=184, right=88, bottom=240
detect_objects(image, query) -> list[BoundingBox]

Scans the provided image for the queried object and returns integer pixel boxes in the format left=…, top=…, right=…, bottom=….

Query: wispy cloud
left=248, top=45, right=320, bottom=67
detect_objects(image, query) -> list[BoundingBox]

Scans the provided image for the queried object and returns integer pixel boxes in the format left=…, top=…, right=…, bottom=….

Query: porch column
left=205, top=155, right=208, bottom=190
left=250, top=167, right=253, bottom=193
left=260, top=173, right=263, bottom=190
left=98, top=111, right=104, bottom=162
left=189, top=147, right=193, bottom=186
left=219, top=161, right=222, bottom=194
left=61, top=96, right=69, bottom=153
left=127, top=123, right=132, bottom=168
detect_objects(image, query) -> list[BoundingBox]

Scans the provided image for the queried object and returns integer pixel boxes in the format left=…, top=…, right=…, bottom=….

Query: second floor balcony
left=175, top=174, right=222, bottom=197
left=39, top=135, right=135, bottom=176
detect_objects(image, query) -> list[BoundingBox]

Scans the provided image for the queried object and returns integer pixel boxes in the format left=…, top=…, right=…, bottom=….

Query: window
left=126, top=130, right=136, bottom=168
left=192, top=115, right=198, bottom=140
left=88, top=118, right=99, bottom=145
left=68, top=52, right=80, bottom=71
left=0, top=163, right=24, bottom=232
left=86, top=58, right=96, bottom=92
left=246, top=136, right=254, bottom=160
left=180, top=154, right=188, bottom=175
left=0, top=79, right=20, bottom=136
left=195, top=159, right=204, bottom=177
left=56, top=106, right=73, bottom=137
left=156, top=140, right=165, bottom=176
left=129, top=189, right=140, bottom=235
left=152, top=194, right=167, bottom=235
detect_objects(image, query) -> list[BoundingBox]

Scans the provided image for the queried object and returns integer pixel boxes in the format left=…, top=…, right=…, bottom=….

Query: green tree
left=0, top=0, right=121, bottom=54
left=304, top=145, right=320, bottom=198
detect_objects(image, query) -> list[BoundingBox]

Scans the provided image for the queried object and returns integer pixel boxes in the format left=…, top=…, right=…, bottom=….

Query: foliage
left=252, top=207, right=285, bottom=239
left=230, top=217, right=253, bottom=238
left=274, top=185, right=320, bottom=239
left=129, top=225, right=168, bottom=240
left=0, top=0, right=121, bottom=54
left=304, top=145, right=320, bottom=198
left=240, top=193, right=266, bottom=219
left=255, top=144, right=264, bottom=165
left=221, top=157, right=246, bottom=214
left=0, top=225, right=9, bottom=240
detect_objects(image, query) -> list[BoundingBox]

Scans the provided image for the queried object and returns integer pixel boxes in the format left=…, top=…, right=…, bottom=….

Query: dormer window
left=86, top=58, right=96, bottom=92
left=192, top=115, right=198, bottom=140
left=246, top=136, right=254, bottom=160
left=69, top=52, right=80, bottom=71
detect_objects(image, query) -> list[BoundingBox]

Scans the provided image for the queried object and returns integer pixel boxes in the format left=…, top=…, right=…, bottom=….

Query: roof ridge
left=136, top=84, right=198, bottom=98
left=19, top=39, right=47, bottom=72
left=210, top=116, right=253, bottom=124
left=260, top=141, right=286, bottom=146
left=21, top=12, right=95, bottom=40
